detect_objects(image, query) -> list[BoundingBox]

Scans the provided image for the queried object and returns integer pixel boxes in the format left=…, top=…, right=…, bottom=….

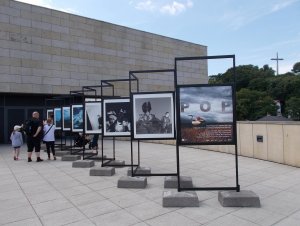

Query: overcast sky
left=17, top=0, right=300, bottom=75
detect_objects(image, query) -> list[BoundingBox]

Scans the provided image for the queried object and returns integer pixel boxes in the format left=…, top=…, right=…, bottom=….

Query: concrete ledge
left=162, top=190, right=199, bottom=207
left=127, top=166, right=151, bottom=176
left=218, top=190, right=261, bottom=207
left=106, top=160, right=125, bottom=167
left=90, top=166, right=115, bottom=176
left=72, top=160, right=95, bottom=168
left=55, top=151, right=70, bottom=156
left=164, top=176, right=193, bottom=189
left=61, top=155, right=81, bottom=161
left=117, top=176, right=147, bottom=189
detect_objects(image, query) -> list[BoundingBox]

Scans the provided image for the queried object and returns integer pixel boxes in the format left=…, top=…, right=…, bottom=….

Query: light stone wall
left=0, top=0, right=207, bottom=95
left=190, top=121, right=300, bottom=168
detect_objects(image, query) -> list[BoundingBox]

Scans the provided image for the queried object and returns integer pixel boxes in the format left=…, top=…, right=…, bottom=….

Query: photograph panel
left=85, top=101, right=102, bottom=134
left=54, top=108, right=62, bottom=130
left=178, top=85, right=235, bottom=145
left=46, top=109, right=53, bottom=119
left=103, top=98, right=131, bottom=136
left=62, top=106, right=71, bottom=131
left=133, top=92, right=175, bottom=139
left=72, top=104, right=83, bottom=132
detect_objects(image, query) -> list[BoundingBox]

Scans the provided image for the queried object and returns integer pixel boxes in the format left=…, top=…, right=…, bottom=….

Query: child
left=10, top=125, right=23, bottom=160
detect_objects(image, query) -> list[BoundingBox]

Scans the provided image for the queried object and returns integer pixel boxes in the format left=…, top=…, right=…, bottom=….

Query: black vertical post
left=233, top=56, right=240, bottom=192
left=174, top=60, right=181, bottom=192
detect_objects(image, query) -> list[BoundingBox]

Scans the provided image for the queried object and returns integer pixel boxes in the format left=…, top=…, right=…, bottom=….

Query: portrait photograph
left=132, top=92, right=175, bottom=139
left=177, top=85, right=235, bottom=145
left=72, top=104, right=83, bottom=132
left=103, top=98, right=131, bottom=137
left=85, top=101, right=102, bottom=134
left=53, top=107, right=62, bottom=130
left=62, top=106, right=71, bottom=131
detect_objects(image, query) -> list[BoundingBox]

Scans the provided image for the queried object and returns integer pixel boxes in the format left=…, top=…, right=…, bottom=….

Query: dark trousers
left=45, top=141, right=55, bottom=157
left=27, top=137, right=41, bottom=152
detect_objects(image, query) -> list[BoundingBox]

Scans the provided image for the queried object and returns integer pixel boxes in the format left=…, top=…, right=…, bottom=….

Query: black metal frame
left=100, top=79, right=139, bottom=168
left=175, top=55, right=240, bottom=192
left=129, top=69, right=178, bottom=177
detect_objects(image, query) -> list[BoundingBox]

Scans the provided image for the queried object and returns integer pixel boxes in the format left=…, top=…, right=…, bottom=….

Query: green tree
left=292, top=62, right=300, bottom=74
left=237, top=88, right=277, bottom=120
left=285, top=97, right=300, bottom=120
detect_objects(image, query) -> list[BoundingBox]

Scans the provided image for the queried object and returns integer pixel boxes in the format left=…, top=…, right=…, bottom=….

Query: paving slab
left=61, top=155, right=81, bottom=161
left=72, top=160, right=95, bottom=168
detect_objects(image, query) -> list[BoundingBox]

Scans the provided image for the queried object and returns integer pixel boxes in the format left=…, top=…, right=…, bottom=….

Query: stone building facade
left=0, top=0, right=207, bottom=143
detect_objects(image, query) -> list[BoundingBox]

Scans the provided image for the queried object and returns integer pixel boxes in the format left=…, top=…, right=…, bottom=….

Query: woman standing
left=43, top=118, right=56, bottom=160
left=10, top=125, right=23, bottom=160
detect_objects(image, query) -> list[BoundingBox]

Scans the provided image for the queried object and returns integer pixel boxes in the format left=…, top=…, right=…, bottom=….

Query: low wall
left=196, top=121, right=300, bottom=168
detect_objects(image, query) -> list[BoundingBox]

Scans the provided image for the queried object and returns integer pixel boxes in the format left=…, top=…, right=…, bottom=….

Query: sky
left=16, top=0, right=300, bottom=75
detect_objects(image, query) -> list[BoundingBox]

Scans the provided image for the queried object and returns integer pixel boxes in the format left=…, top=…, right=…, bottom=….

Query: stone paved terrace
left=1, top=140, right=300, bottom=226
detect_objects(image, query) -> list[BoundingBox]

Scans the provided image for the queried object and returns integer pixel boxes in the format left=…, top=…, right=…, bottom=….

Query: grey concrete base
left=61, top=155, right=81, bottom=161
left=162, top=190, right=199, bottom=207
left=72, top=160, right=95, bottom=168
left=117, top=176, right=147, bottom=189
left=55, top=151, right=70, bottom=157
left=106, top=160, right=125, bottom=167
left=90, top=166, right=115, bottom=176
left=127, top=166, right=151, bottom=176
left=218, top=190, right=261, bottom=207
left=164, top=176, right=193, bottom=189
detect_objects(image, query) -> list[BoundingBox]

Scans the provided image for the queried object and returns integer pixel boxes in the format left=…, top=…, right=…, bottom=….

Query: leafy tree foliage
left=292, top=62, right=300, bottom=74
left=285, top=97, right=300, bottom=120
left=237, top=89, right=277, bottom=120
left=209, top=63, right=300, bottom=120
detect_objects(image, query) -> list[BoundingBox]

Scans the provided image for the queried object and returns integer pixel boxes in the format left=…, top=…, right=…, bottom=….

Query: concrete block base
left=164, top=176, right=193, bottom=189
left=106, top=160, right=125, bottom=167
left=218, top=190, right=261, bottom=207
left=117, top=176, right=147, bottom=189
left=127, top=166, right=151, bottom=176
left=61, top=155, right=81, bottom=161
left=90, top=166, right=115, bottom=176
left=55, top=151, right=70, bottom=156
left=162, top=190, right=199, bottom=207
left=72, top=160, right=95, bottom=168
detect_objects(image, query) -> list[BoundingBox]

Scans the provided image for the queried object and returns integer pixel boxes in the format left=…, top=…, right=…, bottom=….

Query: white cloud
left=16, top=0, right=77, bottom=14
left=132, top=0, right=194, bottom=15
left=271, top=0, right=299, bottom=12
left=135, top=0, right=156, bottom=11
left=220, top=0, right=299, bottom=30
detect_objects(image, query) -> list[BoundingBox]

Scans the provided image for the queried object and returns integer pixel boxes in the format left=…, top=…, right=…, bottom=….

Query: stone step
left=117, top=176, right=147, bottom=189
left=90, top=166, right=115, bottom=176
left=162, top=190, right=199, bottom=207
left=164, top=176, right=193, bottom=189
left=127, top=166, right=151, bottom=176
left=61, top=155, right=81, bottom=161
left=72, top=160, right=95, bottom=168
left=218, top=190, right=261, bottom=207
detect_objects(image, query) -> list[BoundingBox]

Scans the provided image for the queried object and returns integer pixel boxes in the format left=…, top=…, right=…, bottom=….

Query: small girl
left=10, top=125, right=23, bottom=160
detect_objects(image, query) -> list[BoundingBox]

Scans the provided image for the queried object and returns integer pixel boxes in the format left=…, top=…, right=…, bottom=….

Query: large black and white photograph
left=85, top=101, right=102, bottom=134
left=178, top=85, right=235, bottom=145
left=54, top=108, right=62, bottom=130
left=103, top=98, right=131, bottom=136
left=72, top=104, right=83, bottom=132
left=132, top=92, right=175, bottom=139
left=62, top=106, right=71, bottom=131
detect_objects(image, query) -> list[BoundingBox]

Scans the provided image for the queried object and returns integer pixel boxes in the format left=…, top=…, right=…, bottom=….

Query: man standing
left=26, top=111, right=43, bottom=162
